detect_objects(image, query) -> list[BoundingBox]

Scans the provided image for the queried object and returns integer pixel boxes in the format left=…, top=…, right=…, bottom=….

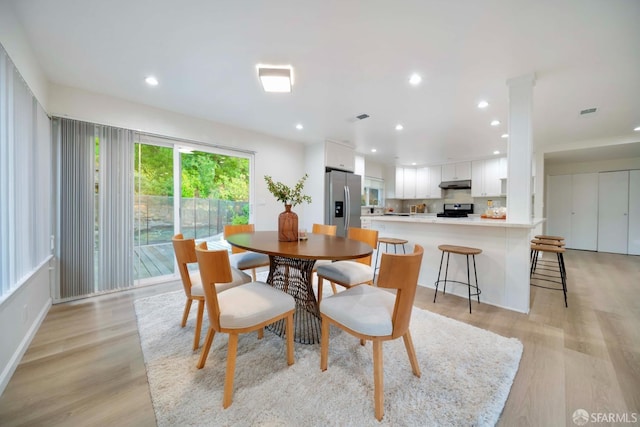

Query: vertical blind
left=0, top=44, right=52, bottom=300
left=54, top=118, right=134, bottom=299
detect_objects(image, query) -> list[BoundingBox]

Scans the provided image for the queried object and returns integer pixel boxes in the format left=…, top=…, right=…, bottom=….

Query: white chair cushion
left=229, top=251, right=270, bottom=270
left=316, top=261, right=374, bottom=285
left=189, top=267, right=251, bottom=296
left=312, top=259, right=333, bottom=271
left=218, top=282, right=295, bottom=329
left=320, top=285, right=396, bottom=337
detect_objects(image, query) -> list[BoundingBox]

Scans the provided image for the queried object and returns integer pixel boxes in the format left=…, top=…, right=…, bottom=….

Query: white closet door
left=571, top=173, right=598, bottom=250
left=546, top=174, right=572, bottom=246
left=628, top=170, right=640, bottom=255
left=598, top=171, right=629, bottom=254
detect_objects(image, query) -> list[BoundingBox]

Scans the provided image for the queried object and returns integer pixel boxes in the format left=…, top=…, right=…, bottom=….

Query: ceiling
left=8, top=0, right=640, bottom=166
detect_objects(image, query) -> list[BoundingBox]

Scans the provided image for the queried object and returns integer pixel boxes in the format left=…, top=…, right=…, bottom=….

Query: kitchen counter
left=363, top=214, right=545, bottom=229
left=366, top=215, right=545, bottom=313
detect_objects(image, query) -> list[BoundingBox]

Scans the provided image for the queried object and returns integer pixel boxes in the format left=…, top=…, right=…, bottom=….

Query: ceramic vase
left=278, top=204, right=298, bottom=242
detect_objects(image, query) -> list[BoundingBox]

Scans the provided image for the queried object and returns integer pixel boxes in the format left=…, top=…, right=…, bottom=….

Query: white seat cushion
left=320, top=285, right=396, bottom=337
left=312, top=259, right=333, bottom=271
left=189, top=267, right=251, bottom=296
left=229, top=251, right=270, bottom=270
left=218, top=282, right=295, bottom=329
left=316, top=261, right=374, bottom=285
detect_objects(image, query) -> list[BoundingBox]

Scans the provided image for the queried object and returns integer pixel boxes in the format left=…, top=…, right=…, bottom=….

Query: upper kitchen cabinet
left=415, top=166, right=443, bottom=199
left=325, top=140, right=355, bottom=172
left=472, top=158, right=504, bottom=197
left=441, top=161, right=471, bottom=181
left=395, top=167, right=416, bottom=199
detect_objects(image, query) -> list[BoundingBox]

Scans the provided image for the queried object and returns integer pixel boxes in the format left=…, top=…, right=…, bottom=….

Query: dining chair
left=172, top=234, right=252, bottom=350
left=311, top=223, right=338, bottom=279
left=315, top=227, right=378, bottom=303
left=320, top=244, right=424, bottom=421
left=224, top=224, right=270, bottom=281
left=195, top=242, right=296, bottom=409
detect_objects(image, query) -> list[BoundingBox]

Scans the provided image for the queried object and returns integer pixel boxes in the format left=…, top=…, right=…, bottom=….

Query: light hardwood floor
left=0, top=250, right=638, bottom=426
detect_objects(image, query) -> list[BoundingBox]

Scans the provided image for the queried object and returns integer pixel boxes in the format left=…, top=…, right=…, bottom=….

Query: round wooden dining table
left=226, top=231, right=373, bottom=344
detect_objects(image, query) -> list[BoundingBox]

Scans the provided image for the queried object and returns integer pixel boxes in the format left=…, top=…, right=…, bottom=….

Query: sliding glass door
left=133, top=140, right=251, bottom=283
left=134, top=143, right=175, bottom=281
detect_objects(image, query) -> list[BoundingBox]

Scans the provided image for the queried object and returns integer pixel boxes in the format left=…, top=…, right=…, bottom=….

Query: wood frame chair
left=195, top=242, right=296, bottom=408
left=224, top=224, right=270, bottom=281
left=311, top=223, right=337, bottom=236
left=315, top=227, right=378, bottom=303
left=172, top=234, right=251, bottom=350
left=320, top=244, right=424, bottom=421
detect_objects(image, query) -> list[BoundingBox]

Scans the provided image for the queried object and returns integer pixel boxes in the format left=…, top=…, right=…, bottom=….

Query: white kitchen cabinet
left=396, top=166, right=441, bottom=199
left=471, top=158, right=503, bottom=197
left=395, top=167, right=405, bottom=198
left=546, top=173, right=598, bottom=251
left=441, top=161, right=471, bottom=181
left=395, top=167, right=416, bottom=199
left=628, top=170, right=640, bottom=255
left=415, top=166, right=443, bottom=199
left=598, top=171, right=629, bottom=254
left=325, top=140, right=355, bottom=172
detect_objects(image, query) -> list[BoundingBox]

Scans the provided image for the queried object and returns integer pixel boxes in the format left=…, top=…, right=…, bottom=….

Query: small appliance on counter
left=436, top=203, right=474, bottom=218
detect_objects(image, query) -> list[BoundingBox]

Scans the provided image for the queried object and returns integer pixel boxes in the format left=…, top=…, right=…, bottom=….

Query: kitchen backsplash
left=385, top=189, right=506, bottom=214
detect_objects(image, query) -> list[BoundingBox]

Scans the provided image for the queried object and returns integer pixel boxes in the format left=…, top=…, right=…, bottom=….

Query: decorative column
left=506, top=73, right=536, bottom=223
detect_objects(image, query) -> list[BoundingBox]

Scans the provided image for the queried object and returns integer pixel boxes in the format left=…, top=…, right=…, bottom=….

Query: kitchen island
left=365, top=215, right=545, bottom=313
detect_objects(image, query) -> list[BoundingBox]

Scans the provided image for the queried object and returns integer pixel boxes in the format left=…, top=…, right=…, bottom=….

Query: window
left=362, top=177, right=384, bottom=207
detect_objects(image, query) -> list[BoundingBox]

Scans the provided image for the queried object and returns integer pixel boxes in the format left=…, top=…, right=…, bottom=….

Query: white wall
left=49, top=83, right=308, bottom=231
left=545, top=157, right=640, bottom=176
left=0, top=1, right=53, bottom=396
left=0, top=1, right=49, bottom=110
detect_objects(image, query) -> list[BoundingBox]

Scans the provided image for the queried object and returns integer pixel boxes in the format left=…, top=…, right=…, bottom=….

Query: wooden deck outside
left=133, top=235, right=230, bottom=280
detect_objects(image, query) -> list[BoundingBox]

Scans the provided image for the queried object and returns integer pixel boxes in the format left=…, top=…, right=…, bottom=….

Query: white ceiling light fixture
left=501, top=133, right=509, bottom=138
left=409, top=73, right=422, bottom=86
left=257, top=64, right=293, bottom=93
left=477, top=100, right=489, bottom=109
left=395, top=124, right=404, bottom=131
left=634, top=126, right=640, bottom=131
left=371, top=148, right=377, bottom=153
left=493, top=150, right=501, bottom=155
left=145, top=76, right=159, bottom=86
left=295, top=123, right=303, bottom=130
left=490, top=120, right=501, bottom=126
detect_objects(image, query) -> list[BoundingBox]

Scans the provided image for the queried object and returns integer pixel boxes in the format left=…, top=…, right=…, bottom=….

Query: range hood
left=439, top=179, right=472, bottom=189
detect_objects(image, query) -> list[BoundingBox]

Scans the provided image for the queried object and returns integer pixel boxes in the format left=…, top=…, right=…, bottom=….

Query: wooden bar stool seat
left=530, top=243, right=568, bottom=307
left=433, top=244, right=482, bottom=313
left=534, top=235, right=565, bottom=241
left=374, top=237, right=408, bottom=272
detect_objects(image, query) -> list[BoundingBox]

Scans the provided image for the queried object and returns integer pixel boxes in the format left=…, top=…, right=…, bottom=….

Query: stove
left=436, top=203, right=474, bottom=218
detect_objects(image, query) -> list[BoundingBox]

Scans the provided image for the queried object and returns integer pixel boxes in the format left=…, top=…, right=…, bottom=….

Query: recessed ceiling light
left=371, top=148, right=377, bottom=153
left=145, top=76, right=159, bottom=86
left=411, top=162, right=417, bottom=166
left=409, top=73, right=422, bottom=85
left=493, top=150, right=500, bottom=155
left=257, top=64, right=293, bottom=93
left=395, top=124, right=404, bottom=131
left=501, top=133, right=509, bottom=138
left=634, top=126, right=640, bottom=131
left=477, top=100, right=489, bottom=109
left=295, top=123, right=303, bottom=130
left=490, top=120, right=501, bottom=126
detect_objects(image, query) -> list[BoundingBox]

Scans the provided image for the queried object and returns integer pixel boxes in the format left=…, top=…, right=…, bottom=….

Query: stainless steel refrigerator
left=325, top=170, right=361, bottom=237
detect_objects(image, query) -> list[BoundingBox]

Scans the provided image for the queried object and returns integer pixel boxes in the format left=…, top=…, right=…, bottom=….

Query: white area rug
left=134, top=290, right=522, bottom=426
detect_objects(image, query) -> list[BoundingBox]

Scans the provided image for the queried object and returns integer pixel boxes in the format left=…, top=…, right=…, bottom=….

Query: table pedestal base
left=266, top=256, right=321, bottom=344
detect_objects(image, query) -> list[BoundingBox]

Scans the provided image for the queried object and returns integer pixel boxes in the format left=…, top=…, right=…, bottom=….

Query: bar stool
left=373, top=237, right=408, bottom=272
left=433, top=244, right=482, bottom=313
left=530, top=240, right=568, bottom=307
left=530, top=237, right=565, bottom=274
